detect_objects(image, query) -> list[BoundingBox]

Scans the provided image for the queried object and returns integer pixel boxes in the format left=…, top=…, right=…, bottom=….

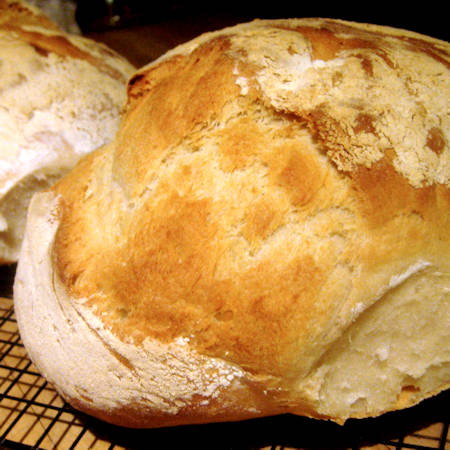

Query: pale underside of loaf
left=0, top=0, right=135, bottom=263
left=14, top=18, right=450, bottom=427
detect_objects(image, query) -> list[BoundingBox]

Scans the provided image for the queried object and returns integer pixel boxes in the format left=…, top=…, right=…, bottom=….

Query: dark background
left=74, top=0, right=448, bottom=67
left=75, top=0, right=449, bottom=39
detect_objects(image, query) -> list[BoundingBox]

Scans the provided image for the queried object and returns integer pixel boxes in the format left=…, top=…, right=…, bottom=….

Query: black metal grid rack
left=0, top=266, right=449, bottom=450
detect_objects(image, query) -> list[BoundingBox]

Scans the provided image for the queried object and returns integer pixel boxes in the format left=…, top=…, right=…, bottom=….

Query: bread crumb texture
left=0, top=0, right=134, bottom=263
left=15, top=18, right=449, bottom=426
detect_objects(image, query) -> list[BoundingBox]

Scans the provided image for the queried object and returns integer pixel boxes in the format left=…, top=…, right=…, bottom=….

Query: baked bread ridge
left=14, top=18, right=449, bottom=427
left=0, top=0, right=135, bottom=263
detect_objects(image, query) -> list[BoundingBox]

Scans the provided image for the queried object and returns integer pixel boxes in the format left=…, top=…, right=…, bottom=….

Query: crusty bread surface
left=0, top=0, right=135, bottom=263
left=14, top=18, right=449, bottom=428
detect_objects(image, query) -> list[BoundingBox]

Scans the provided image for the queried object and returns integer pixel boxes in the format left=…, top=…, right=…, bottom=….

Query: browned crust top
left=51, top=18, right=449, bottom=382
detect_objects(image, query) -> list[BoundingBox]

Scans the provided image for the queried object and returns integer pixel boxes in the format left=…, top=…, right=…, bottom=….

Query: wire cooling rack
left=0, top=266, right=449, bottom=450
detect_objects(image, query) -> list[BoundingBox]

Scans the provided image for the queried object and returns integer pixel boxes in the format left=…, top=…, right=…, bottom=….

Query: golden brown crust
left=0, top=0, right=59, bottom=30
left=0, top=1, right=130, bottom=83
left=17, top=18, right=450, bottom=426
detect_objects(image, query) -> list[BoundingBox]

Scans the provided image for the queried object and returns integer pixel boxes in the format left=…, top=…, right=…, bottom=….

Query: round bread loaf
left=0, top=0, right=134, bottom=263
left=14, top=18, right=449, bottom=427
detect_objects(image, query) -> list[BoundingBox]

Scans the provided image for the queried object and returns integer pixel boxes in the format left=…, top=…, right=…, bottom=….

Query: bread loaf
left=14, top=18, right=449, bottom=428
left=0, top=0, right=134, bottom=263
